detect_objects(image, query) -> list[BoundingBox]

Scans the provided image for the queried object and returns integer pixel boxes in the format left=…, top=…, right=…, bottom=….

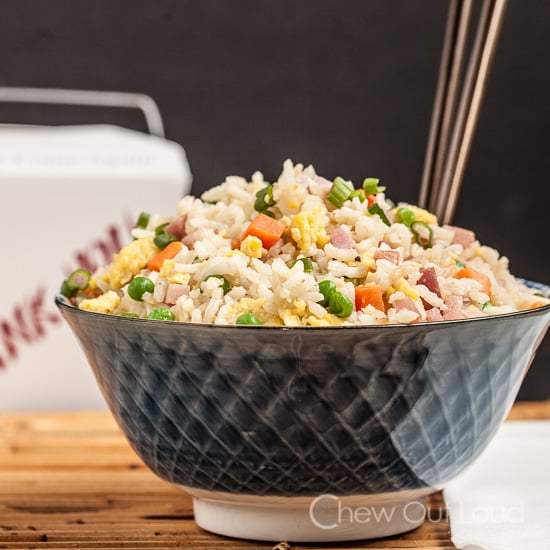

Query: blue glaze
left=55, top=283, right=550, bottom=497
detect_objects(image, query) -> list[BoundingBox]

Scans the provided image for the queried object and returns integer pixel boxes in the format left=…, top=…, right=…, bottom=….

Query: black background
left=0, top=0, right=548, bottom=399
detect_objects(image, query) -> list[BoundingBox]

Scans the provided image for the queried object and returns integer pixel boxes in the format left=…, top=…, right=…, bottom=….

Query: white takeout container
left=0, top=124, right=192, bottom=410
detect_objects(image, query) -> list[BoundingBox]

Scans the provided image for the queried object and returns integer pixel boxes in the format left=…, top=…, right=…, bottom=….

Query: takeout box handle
left=0, top=86, right=165, bottom=137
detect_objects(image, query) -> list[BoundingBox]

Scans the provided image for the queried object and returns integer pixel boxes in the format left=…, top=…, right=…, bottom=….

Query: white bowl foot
left=192, top=492, right=427, bottom=543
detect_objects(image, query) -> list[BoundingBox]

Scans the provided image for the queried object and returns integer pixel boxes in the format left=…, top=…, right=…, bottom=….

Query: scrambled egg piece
left=306, top=314, right=344, bottom=326
left=359, top=253, right=376, bottom=271
left=79, top=291, right=120, bottom=314
left=231, top=297, right=266, bottom=317
left=97, top=237, right=158, bottom=289
left=225, top=249, right=248, bottom=259
left=388, top=278, right=420, bottom=301
left=230, top=297, right=281, bottom=325
left=240, top=236, right=264, bottom=259
left=159, top=260, right=190, bottom=285
left=290, top=205, right=330, bottom=254
left=278, top=300, right=307, bottom=326
left=399, top=204, right=438, bottom=226
left=288, top=198, right=301, bottom=210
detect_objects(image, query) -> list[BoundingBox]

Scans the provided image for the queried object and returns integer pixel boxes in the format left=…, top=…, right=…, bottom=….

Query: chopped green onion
left=455, top=259, right=466, bottom=269
left=120, top=312, right=140, bottom=318
left=411, top=221, right=434, bottom=248
left=291, top=257, right=313, bottom=273
left=395, top=207, right=416, bottom=227
left=203, top=274, right=230, bottom=295
left=328, top=291, right=353, bottom=318
left=327, top=177, right=354, bottom=208
left=534, top=292, right=546, bottom=298
left=155, top=223, right=169, bottom=235
left=349, top=189, right=366, bottom=203
left=128, top=276, right=154, bottom=301
left=344, top=277, right=361, bottom=286
left=148, top=308, right=175, bottom=321
left=60, top=269, right=91, bottom=298
left=60, top=280, right=73, bottom=298
left=367, top=203, right=391, bottom=226
left=254, top=184, right=276, bottom=212
left=134, top=211, right=150, bottom=230
left=236, top=313, right=262, bottom=325
left=154, top=232, right=179, bottom=250
left=362, top=178, right=386, bottom=195
left=318, top=280, right=336, bottom=307
left=262, top=209, right=276, bottom=218
left=482, top=301, right=492, bottom=310
left=67, top=269, right=90, bottom=290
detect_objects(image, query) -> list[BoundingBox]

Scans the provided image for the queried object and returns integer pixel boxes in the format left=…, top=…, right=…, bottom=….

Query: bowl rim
left=55, top=279, right=550, bottom=332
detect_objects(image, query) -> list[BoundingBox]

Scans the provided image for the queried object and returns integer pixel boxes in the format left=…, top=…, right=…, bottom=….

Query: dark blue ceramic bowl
left=55, top=282, right=550, bottom=542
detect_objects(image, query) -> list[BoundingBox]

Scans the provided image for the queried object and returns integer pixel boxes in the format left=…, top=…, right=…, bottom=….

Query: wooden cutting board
left=0, top=402, right=548, bottom=549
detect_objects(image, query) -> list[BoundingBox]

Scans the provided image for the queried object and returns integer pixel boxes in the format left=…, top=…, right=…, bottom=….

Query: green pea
left=154, top=231, right=179, bottom=250
left=203, top=274, right=230, bottom=295
left=329, top=291, right=353, bottom=318
left=147, top=308, right=175, bottom=321
left=128, top=277, right=154, bottom=301
left=318, top=280, right=336, bottom=307
left=236, top=313, right=262, bottom=325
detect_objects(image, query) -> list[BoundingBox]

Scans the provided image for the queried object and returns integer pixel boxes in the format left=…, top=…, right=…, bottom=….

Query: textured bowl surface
left=56, top=283, right=550, bottom=498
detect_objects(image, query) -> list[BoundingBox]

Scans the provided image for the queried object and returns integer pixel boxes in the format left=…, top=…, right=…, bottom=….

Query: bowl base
left=182, top=487, right=430, bottom=542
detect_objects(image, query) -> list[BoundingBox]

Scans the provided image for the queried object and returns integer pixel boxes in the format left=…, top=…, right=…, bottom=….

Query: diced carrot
left=355, top=284, right=385, bottom=312
left=455, top=267, right=492, bottom=297
left=241, top=213, right=286, bottom=249
left=366, top=194, right=376, bottom=207
left=529, top=301, right=548, bottom=309
left=148, top=241, right=183, bottom=272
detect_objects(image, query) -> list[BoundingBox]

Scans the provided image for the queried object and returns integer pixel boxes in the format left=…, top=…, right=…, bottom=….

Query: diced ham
left=426, top=308, right=444, bottom=322
left=445, top=225, right=475, bottom=249
left=330, top=227, right=356, bottom=249
left=443, top=309, right=466, bottom=320
left=417, top=267, right=441, bottom=297
left=393, top=297, right=420, bottom=322
left=165, top=215, right=187, bottom=239
left=443, top=296, right=465, bottom=320
left=445, top=296, right=463, bottom=309
left=374, top=249, right=399, bottom=264
left=421, top=298, right=433, bottom=311
left=165, top=284, right=190, bottom=305
left=267, top=238, right=285, bottom=257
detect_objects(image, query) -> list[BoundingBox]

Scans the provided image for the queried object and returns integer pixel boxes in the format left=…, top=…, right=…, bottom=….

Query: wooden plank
left=505, top=399, right=550, bottom=420
left=0, top=403, right=546, bottom=549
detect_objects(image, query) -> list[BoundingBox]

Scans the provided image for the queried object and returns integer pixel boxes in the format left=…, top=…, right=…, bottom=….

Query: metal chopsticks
left=419, top=0, right=508, bottom=225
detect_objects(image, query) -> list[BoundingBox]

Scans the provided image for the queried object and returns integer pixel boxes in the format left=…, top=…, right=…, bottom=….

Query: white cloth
left=444, top=420, right=550, bottom=550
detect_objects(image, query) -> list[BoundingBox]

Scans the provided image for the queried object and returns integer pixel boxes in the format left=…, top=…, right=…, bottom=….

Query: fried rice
left=67, top=160, right=549, bottom=326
